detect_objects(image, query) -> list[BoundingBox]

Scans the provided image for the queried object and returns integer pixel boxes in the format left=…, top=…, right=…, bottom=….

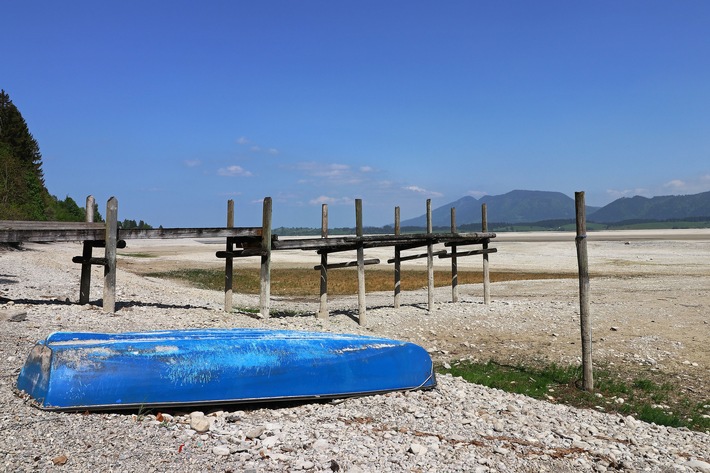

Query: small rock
left=52, top=455, right=68, bottom=465
left=684, top=460, right=710, bottom=473
left=312, top=438, right=329, bottom=451
left=212, top=445, right=230, bottom=456
left=409, top=443, right=427, bottom=455
left=261, top=435, right=279, bottom=448
left=246, top=426, right=266, bottom=439
left=189, top=412, right=210, bottom=433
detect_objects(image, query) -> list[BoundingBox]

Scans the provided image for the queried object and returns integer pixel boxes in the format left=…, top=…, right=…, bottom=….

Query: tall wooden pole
left=260, top=197, right=272, bottom=318
left=482, top=203, right=491, bottom=304
left=79, top=195, right=95, bottom=304
left=393, top=206, right=401, bottom=309
left=426, top=199, right=434, bottom=312
left=318, top=204, right=329, bottom=319
left=224, top=199, right=234, bottom=312
left=103, top=196, right=118, bottom=313
left=575, top=191, right=593, bottom=391
left=356, top=199, right=366, bottom=325
left=450, top=207, right=458, bottom=302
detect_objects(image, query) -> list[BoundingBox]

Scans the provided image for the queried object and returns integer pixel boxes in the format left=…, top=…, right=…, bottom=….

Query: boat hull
left=16, top=329, right=436, bottom=411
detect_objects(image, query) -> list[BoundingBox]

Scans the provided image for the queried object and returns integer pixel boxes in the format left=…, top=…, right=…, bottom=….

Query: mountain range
left=400, top=190, right=710, bottom=227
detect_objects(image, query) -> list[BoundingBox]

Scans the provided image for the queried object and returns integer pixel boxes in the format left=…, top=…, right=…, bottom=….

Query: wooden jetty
left=1, top=196, right=496, bottom=325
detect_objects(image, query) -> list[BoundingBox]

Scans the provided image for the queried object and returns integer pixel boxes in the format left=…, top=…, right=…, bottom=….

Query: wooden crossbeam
left=386, top=249, right=447, bottom=263
left=71, top=256, right=109, bottom=266
left=438, top=247, right=498, bottom=259
left=215, top=248, right=267, bottom=258
left=314, top=258, right=380, bottom=270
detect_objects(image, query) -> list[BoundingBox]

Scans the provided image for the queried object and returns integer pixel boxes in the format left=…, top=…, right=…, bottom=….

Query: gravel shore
left=1, top=241, right=709, bottom=472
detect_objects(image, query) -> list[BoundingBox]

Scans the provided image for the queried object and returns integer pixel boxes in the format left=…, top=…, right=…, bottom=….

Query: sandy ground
left=115, top=229, right=710, bottom=400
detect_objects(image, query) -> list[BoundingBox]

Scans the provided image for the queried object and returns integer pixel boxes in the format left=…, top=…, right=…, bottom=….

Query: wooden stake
left=318, top=204, right=329, bottom=319
left=426, top=199, right=434, bottom=312
left=356, top=199, right=366, bottom=325
left=450, top=207, right=458, bottom=302
left=575, top=191, right=593, bottom=391
left=79, top=195, right=95, bottom=305
left=482, top=203, right=491, bottom=304
left=260, top=197, right=272, bottom=318
left=394, top=206, right=401, bottom=309
left=224, top=199, right=234, bottom=312
left=103, top=197, right=118, bottom=313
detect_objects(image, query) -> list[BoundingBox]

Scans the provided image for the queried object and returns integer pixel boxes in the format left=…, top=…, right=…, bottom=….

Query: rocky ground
left=1, top=235, right=709, bottom=472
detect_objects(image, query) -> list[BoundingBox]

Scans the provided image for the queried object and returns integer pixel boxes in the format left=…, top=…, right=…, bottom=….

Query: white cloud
left=662, top=175, right=710, bottom=194
left=296, top=162, right=351, bottom=179
left=268, top=148, right=279, bottom=155
left=360, top=166, right=373, bottom=173
left=466, top=190, right=488, bottom=199
left=183, top=159, right=201, bottom=167
left=237, top=136, right=250, bottom=145
left=403, top=185, right=443, bottom=197
left=250, top=145, right=261, bottom=152
left=605, top=188, right=650, bottom=200
left=663, top=179, right=686, bottom=190
left=218, top=165, right=253, bottom=177
left=309, top=195, right=352, bottom=206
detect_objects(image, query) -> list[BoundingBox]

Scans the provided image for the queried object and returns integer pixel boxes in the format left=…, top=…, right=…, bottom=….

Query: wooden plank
left=318, top=204, right=329, bottom=319
left=118, top=227, right=264, bottom=240
left=450, top=207, right=458, bottom=303
left=89, top=240, right=127, bottom=249
left=216, top=249, right=266, bottom=258
left=394, top=206, right=401, bottom=309
left=356, top=199, right=366, bottom=325
left=0, top=222, right=264, bottom=242
left=482, top=203, right=491, bottom=305
left=79, top=196, right=95, bottom=305
left=576, top=192, right=593, bottom=392
left=426, top=199, right=434, bottom=312
left=387, top=250, right=447, bottom=263
left=260, top=198, right=272, bottom=318
left=224, top=199, right=234, bottom=313
left=72, top=256, right=108, bottom=266
left=438, top=248, right=498, bottom=259
left=0, top=220, right=105, bottom=229
left=103, top=197, right=118, bottom=313
left=313, top=258, right=380, bottom=270
left=0, top=227, right=106, bottom=242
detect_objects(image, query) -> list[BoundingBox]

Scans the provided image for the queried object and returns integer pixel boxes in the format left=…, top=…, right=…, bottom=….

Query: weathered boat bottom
left=16, top=328, right=437, bottom=411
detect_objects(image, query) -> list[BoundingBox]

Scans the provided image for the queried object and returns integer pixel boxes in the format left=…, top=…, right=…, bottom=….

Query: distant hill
left=400, top=189, right=710, bottom=227
left=588, top=191, right=710, bottom=223
left=401, top=190, right=598, bottom=227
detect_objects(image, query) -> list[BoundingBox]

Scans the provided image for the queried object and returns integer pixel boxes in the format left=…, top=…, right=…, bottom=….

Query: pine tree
left=0, top=89, right=51, bottom=220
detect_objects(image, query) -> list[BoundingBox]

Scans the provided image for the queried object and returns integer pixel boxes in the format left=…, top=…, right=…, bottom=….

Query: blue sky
left=3, top=1, right=709, bottom=228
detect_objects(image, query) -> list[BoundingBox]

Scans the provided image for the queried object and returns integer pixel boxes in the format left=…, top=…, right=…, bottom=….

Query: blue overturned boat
left=16, top=328, right=436, bottom=411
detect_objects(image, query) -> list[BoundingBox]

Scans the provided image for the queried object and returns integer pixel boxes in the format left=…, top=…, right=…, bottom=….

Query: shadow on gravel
left=0, top=298, right=213, bottom=312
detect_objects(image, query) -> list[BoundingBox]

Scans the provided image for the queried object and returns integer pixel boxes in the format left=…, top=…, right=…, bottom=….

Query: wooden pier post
left=450, top=207, right=458, bottom=303
left=260, top=197, right=272, bottom=318
left=575, top=191, right=593, bottom=391
left=318, top=204, right=329, bottom=319
left=79, top=195, right=95, bottom=304
left=224, top=199, right=234, bottom=312
left=356, top=199, right=366, bottom=325
left=482, top=203, right=491, bottom=304
left=103, top=197, right=118, bottom=313
left=393, top=206, right=401, bottom=309
left=426, top=199, right=434, bottom=312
